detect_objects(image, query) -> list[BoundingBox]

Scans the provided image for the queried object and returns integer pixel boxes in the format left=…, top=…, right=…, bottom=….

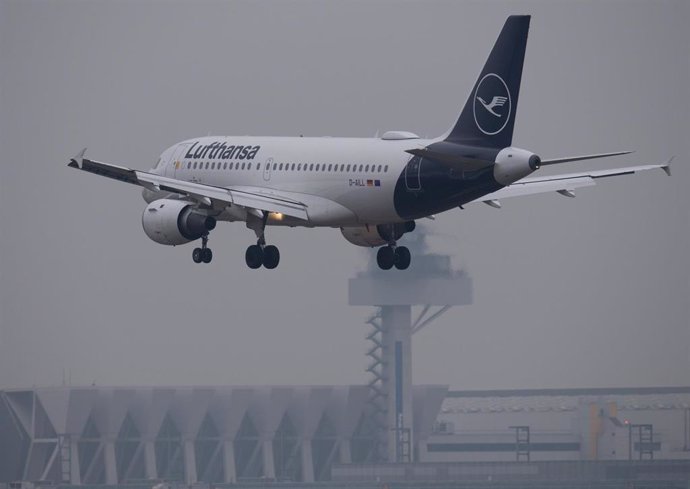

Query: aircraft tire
left=245, top=245, right=263, bottom=269
left=192, top=248, right=203, bottom=264
left=394, top=246, right=411, bottom=270
left=201, top=248, right=213, bottom=264
left=263, top=245, right=280, bottom=269
left=377, top=246, right=395, bottom=270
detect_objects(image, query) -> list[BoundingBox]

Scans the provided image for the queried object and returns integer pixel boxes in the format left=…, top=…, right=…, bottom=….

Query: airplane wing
left=473, top=160, right=672, bottom=207
left=67, top=149, right=309, bottom=220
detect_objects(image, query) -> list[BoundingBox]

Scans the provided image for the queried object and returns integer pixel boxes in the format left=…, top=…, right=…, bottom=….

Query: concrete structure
left=332, top=459, right=690, bottom=485
left=2, top=385, right=689, bottom=485
left=428, top=387, right=690, bottom=463
left=0, top=385, right=446, bottom=484
left=349, top=229, right=473, bottom=463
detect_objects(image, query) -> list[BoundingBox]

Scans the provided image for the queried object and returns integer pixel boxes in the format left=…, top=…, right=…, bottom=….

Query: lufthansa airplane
left=69, top=16, right=670, bottom=270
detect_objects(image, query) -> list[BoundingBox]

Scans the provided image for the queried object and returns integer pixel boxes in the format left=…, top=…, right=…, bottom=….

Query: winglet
left=68, top=148, right=87, bottom=169
left=662, top=156, right=673, bottom=176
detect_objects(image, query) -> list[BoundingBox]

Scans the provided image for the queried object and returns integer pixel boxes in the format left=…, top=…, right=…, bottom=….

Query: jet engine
left=142, top=199, right=216, bottom=245
left=341, top=221, right=415, bottom=247
left=493, top=147, right=541, bottom=185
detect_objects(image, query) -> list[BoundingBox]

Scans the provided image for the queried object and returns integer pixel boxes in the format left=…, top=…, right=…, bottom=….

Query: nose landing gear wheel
left=193, top=235, right=212, bottom=264
left=192, top=248, right=203, bottom=264
left=262, top=245, right=280, bottom=269
left=376, top=246, right=395, bottom=270
left=245, top=245, right=264, bottom=269
left=394, top=246, right=411, bottom=270
left=201, top=248, right=213, bottom=264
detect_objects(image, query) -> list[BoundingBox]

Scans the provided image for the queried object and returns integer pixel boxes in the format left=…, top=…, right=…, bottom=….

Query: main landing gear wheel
left=394, top=246, right=411, bottom=270
left=376, top=246, right=395, bottom=270
left=245, top=243, right=281, bottom=269
left=245, top=245, right=263, bottom=269
left=376, top=245, right=412, bottom=270
left=262, top=245, right=280, bottom=269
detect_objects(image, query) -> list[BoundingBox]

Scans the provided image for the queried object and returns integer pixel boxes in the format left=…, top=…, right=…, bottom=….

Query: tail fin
left=445, top=15, right=530, bottom=148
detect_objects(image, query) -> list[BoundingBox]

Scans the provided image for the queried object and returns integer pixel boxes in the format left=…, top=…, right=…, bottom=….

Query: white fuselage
left=146, top=136, right=433, bottom=227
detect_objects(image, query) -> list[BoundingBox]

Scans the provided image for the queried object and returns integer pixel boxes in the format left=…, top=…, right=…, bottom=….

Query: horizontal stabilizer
left=540, top=151, right=633, bottom=166
left=473, top=159, right=671, bottom=204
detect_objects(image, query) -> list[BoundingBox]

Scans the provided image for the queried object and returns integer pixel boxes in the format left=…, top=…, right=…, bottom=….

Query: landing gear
left=244, top=242, right=281, bottom=269
left=377, top=246, right=395, bottom=270
left=394, top=246, right=411, bottom=270
left=376, top=245, right=411, bottom=270
left=244, top=211, right=281, bottom=269
left=245, top=244, right=263, bottom=269
left=192, top=235, right=213, bottom=264
left=263, top=245, right=280, bottom=269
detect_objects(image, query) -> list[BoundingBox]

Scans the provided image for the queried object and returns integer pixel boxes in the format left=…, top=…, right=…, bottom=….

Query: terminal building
left=0, top=385, right=689, bottom=485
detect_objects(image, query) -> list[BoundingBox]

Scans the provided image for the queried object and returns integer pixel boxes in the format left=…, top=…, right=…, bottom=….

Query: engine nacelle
left=493, top=147, right=541, bottom=186
left=341, top=221, right=415, bottom=247
left=142, top=199, right=216, bottom=246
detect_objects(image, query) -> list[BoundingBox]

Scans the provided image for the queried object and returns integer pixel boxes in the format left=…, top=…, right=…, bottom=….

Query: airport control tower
left=349, top=228, right=473, bottom=463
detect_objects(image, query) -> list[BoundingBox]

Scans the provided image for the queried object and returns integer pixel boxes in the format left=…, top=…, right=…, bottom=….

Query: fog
left=0, top=0, right=688, bottom=390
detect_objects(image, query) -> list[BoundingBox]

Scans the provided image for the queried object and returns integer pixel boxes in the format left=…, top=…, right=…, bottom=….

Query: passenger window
left=248, top=163, right=252, bottom=170
left=205, top=162, right=209, bottom=170
left=273, top=163, right=278, bottom=170
left=365, top=164, right=369, bottom=172
left=316, top=164, right=320, bottom=171
left=242, top=163, right=246, bottom=170
left=279, top=163, right=284, bottom=171
left=377, top=165, right=382, bottom=172
left=211, top=162, right=216, bottom=170
left=291, top=163, right=296, bottom=171
left=385, top=165, right=389, bottom=172
left=309, top=164, right=314, bottom=171
left=298, top=163, right=302, bottom=171
left=257, top=163, right=261, bottom=170
left=328, top=164, right=332, bottom=171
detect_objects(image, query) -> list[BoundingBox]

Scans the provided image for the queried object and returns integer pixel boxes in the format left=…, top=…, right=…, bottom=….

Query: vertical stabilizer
left=445, top=15, right=530, bottom=148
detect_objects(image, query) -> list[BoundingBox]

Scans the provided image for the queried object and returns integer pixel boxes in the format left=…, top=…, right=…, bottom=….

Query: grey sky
left=0, top=0, right=688, bottom=390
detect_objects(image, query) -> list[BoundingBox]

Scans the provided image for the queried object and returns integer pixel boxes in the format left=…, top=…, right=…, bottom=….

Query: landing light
left=270, top=212, right=284, bottom=221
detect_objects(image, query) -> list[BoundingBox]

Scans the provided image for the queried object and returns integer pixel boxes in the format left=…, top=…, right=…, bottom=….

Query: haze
left=0, top=0, right=688, bottom=390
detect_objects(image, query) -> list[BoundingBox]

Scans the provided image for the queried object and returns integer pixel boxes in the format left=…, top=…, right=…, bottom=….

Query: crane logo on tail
left=473, top=73, right=512, bottom=135
left=477, top=96, right=508, bottom=117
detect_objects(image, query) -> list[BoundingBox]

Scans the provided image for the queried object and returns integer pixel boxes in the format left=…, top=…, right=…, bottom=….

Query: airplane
left=68, top=15, right=670, bottom=271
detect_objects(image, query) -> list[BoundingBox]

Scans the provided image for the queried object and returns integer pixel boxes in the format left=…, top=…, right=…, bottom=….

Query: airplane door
left=263, top=157, right=273, bottom=181
left=405, top=156, right=422, bottom=191
left=166, top=144, right=189, bottom=178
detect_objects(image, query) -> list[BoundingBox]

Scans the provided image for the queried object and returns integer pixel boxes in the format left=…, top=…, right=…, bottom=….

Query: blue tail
left=445, top=15, right=530, bottom=148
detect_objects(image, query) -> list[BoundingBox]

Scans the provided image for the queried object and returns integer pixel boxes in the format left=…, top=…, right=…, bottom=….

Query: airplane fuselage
left=145, top=135, right=505, bottom=227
